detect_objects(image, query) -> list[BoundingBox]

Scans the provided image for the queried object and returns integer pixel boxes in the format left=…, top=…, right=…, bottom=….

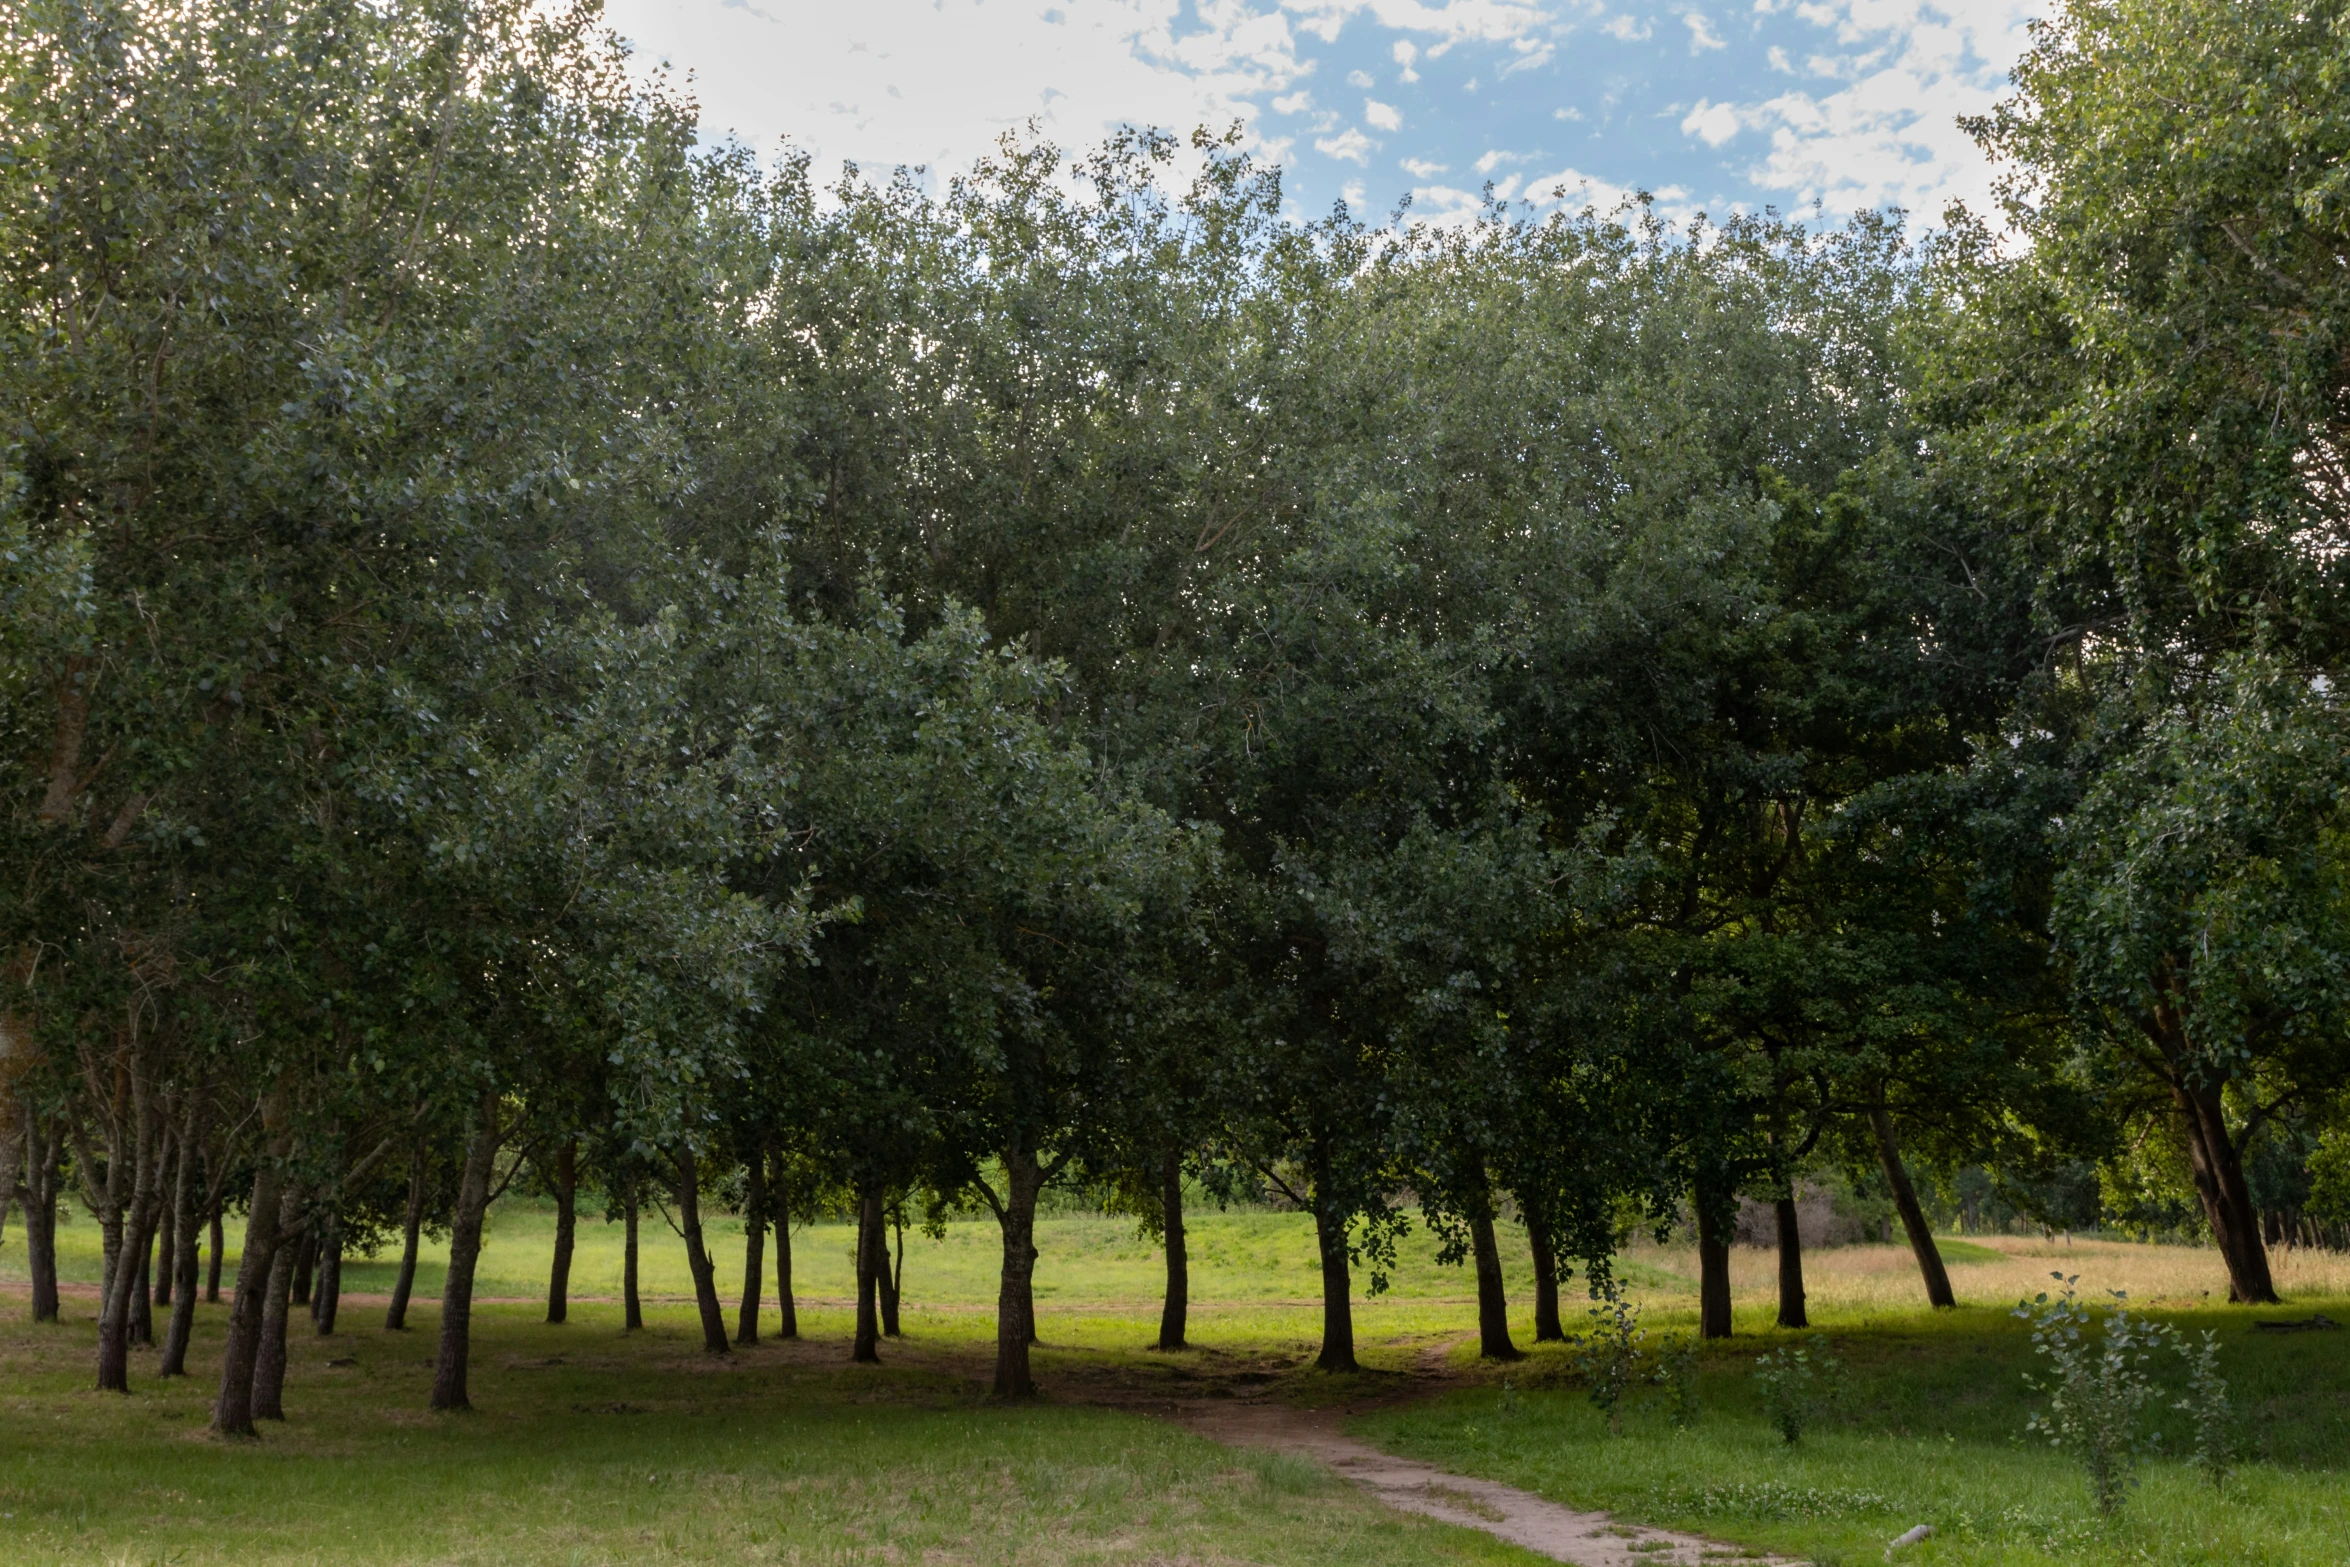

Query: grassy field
left=3, top=1198, right=2347, bottom=1565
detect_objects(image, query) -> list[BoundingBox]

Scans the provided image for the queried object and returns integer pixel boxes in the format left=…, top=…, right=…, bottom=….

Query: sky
left=599, top=0, right=2046, bottom=226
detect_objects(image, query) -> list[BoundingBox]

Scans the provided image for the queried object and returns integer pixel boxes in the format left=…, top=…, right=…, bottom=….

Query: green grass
left=1358, top=1303, right=2350, bottom=1566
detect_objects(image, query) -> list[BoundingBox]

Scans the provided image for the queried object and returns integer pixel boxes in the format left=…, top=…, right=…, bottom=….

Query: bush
left=1575, top=1279, right=1646, bottom=1435
left=2013, top=1274, right=2174, bottom=1516
left=1752, top=1334, right=1843, bottom=1446
left=2177, top=1329, right=2235, bottom=1491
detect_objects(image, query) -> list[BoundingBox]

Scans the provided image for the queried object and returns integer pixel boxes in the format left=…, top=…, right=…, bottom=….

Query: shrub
left=2176, top=1329, right=2235, bottom=1491
left=1575, top=1278, right=1646, bottom=1434
left=1752, top=1334, right=1842, bottom=1446
left=2013, top=1274, right=2174, bottom=1516
left=1656, top=1332, right=1701, bottom=1429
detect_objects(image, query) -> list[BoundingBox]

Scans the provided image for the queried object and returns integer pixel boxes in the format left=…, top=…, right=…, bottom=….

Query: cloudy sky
left=600, top=0, right=2043, bottom=225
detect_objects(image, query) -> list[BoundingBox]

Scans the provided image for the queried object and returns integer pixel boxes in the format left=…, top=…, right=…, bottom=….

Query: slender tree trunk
left=27, top=1115, right=61, bottom=1322
left=252, top=1223, right=298, bottom=1420
left=96, top=1087, right=161, bottom=1391
left=160, top=1112, right=202, bottom=1376
left=313, top=1215, right=342, bottom=1335
left=153, top=1134, right=178, bottom=1309
left=129, top=1229, right=154, bottom=1345
left=622, top=1179, right=643, bottom=1332
left=212, top=1150, right=287, bottom=1437
left=289, top=1228, right=316, bottom=1308
left=735, top=1152, right=764, bottom=1346
left=772, top=1160, right=797, bottom=1340
left=1312, top=1169, right=1358, bottom=1373
left=1868, top=1100, right=1955, bottom=1309
left=878, top=1203, right=903, bottom=1338
left=992, top=1148, right=1046, bottom=1398
left=1774, top=1194, right=1809, bottom=1329
left=1695, top=1180, right=1733, bottom=1340
left=430, top=1089, right=500, bottom=1412
left=672, top=1146, right=729, bottom=1355
left=546, top=1139, right=576, bottom=1324
left=2172, top=1077, right=2280, bottom=1304
left=387, top=1143, right=426, bottom=1331
left=852, top=1184, right=883, bottom=1363
left=1156, top=1148, right=1188, bottom=1350
left=205, top=1186, right=225, bottom=1304
left=1524, top=1206, right=1564, bottom=1342
left=1469, top=1190, right=1521, bottom=1361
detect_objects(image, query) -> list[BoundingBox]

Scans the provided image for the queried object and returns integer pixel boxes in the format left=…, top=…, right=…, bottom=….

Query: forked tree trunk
left=1774, top=1194, right=1809, bottom=1329
left=431, top=1089, right=500, bottom=1411
left=1468, top=1191, right=1520, bottom=1361
left=252, top=1225, right=298, bottom=1420
left=991, top=1148, right=1046, bottom=1399
left=547, top=1139, right=577, bottom=1325
left=387, top=1143, right=426, bottom=1331
left=96, top=1085, right=161, bottom=1391
left=851, top=1185, right=883, bottom=1363
left=1695, top=1181, right=1733, bottom=1340
left=1525, top=1206, right=1565, bottom=1342
left=878, top=1207, right=904, bottom=1338
left=772, top=1161, right=798, bottom=1340
left=313, top=1216, right=342, bottom=1335
left=159, top=1114, right=202, bottom=1376
left=212, top=1120, right=289, bottom=1438
left=1868, top=1100, right=1955, bottom=1309
left=1312, top=1188, right=1358, bottom=1373
left=2171, top=1075, right=2280, bottom=1304
left=622, top=1181, right=644, bottom=1332
left=672, top=1147, right=730, bottom=1354
left=1156, top=1148, right=1188, bottom=1350
left=735, top=1151, right=764, bottom=1346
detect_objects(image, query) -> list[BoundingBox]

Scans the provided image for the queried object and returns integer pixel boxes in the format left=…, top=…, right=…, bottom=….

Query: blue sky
left=601, top=0, right=2043, bottom=225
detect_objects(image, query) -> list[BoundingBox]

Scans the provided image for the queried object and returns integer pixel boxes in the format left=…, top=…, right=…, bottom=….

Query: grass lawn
left=4, top=1198, right=2348, bottom=1565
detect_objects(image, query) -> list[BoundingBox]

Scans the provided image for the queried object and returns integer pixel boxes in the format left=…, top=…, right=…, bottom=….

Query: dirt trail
left=1169, top=1397, right=1791, bottom=1567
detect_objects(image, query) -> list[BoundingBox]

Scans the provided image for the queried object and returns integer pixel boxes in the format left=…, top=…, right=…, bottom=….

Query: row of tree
left=4, top=0, right=2348, bottom=1436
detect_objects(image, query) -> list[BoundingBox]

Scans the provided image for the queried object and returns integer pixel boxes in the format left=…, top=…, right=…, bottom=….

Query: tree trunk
left=160, top=1111, right=202, bottom=1376
left=622, top=1179, right=643, bottom=1332
left=129, top=1228, right=154, bottom=1345
left=735, top=1152, right=764, bottom=1346
left=1156, top=1148, right=1188, bottom=1350
left=2172, top=1077, right=2281, bottom=1304
left=27, top=1114, right=61, bottom=1322
left=153, top=1133, right=178, bottom=1310
left=878, top=1204, right=903, bottom=1338
left=251, top=1222, right=298, bottom=1420
left=1312, top=1186, right=1358, bottom=1373
left=672, top=1146, right=730, bottom=1355
left=1774, top=1194, right=1809, bottom=1330
left=1695, top=1180, right=1733, bottom=1340
left=772, top=1160, right=798, bottom=1340
left=852, top=1184, right=883, bottom=1363
left=96, top=1084, right=161, bottom=1391
left=1868, top=1100, right=1955, bottom=1309
left=1525, top=1206, right=1565, bottom=1343
left=289, top=1228, right=316, bottom=1308
left=387, top=1142, right=426, bottom=1331
left=545, top=1139, right=576, bottom=1324
left=992, top=1147, right=1046, bottom=1398
left=1469, top=1191, right=1521, bottom=1361
left=205, top=1185, right=225, bottom=1303
left=430, top=1089, right=500, bottom=1412
left=212, top=1157, right=285, bottom=1435
left=313, top=1215, right=342, bottom=1335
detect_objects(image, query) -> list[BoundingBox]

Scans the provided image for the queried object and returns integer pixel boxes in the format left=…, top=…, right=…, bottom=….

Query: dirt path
left=1169, top=1397, right=1791, bottom=1567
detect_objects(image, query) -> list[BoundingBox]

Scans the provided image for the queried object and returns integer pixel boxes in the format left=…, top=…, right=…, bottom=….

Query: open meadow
left=4, top=1202, right=2349, bottom=1566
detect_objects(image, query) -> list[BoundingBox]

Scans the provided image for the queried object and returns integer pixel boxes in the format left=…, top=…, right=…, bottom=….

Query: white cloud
left=1401, top=156, right=1450, bottom=176
left=1601, top=14, right=1653, bottom=41
left=1681, top=98, right=1740, bottom=145
left=1348, top=68, right=1377, bottom=87
left=1766, top=44, right=1793, bottom=72
left=1501, top=36, right=1555, bottom=74
left=1273, top=89, right=1316, bottom=114
left=1365, top=98, right=1404, bottom=130
left=1474, top=147, right=1529, bottom=173
left=1554, top=104, right=1584, bottom=120
left=1342, top=179, right=1368, bottom=206
left=1685, top=12, right=1726, bottom=51
left=1393, top=39, right=1421, bottom=81
left=1317, top=126, right=1378, bottom=162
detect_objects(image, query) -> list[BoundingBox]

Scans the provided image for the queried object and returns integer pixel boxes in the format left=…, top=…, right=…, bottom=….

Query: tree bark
left=1468, top=1191, right=1521, bottom=1361
left=546, top=1139, right=576, bottom=1325
left=1525, top=1206, right=1565, bottom=1342
left=26, top=1113, right=61, bottom=1322
left=252, top=1223, right=298, bottom=1420
left=735, top=1151, right=764, bottom=1346
left=212, top=1156, right=285, bottom=1436
left=205, top=1186, right=225, bottom=1303
left=772, top=1159, right=798, bottom=1340
left=878, top=1203, right=904, bottom=1338
left=622, top=1179, right=643, bottom=1332
left=313, top=1214, right=342, bottom=1335
left=129, top=1228, right=154, bottom=1345
left=1774, top=1194, right=1809, bottom=1329
left=289, top=1228, right=316, bottom=1308
left=153, top=1132, right=178, bottom=1310
left=1312, top=1184, right=1358, bottom=1373
left=671, top=1146, right=730, bottom=1355
left=852, top=1184, right=883, bottom=1363
left=1156, top=1148, right=1188, bottom=1350
left=387, top=1142, right=426, bottom=1331
left=96, top=1079, right=161, bottom=1391
left=1695, top=1180, right=1733, bottom=1340
left=431, top=1089, right=500, bottom=1411
left=1868, top=1100, right=1955, bottom=1309
left=2172, top=1076, right=2280, bottom=1304
left=160, top=1109, right=202, bottom=1376
left=991, top=1147, right=1046, bottom=1398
